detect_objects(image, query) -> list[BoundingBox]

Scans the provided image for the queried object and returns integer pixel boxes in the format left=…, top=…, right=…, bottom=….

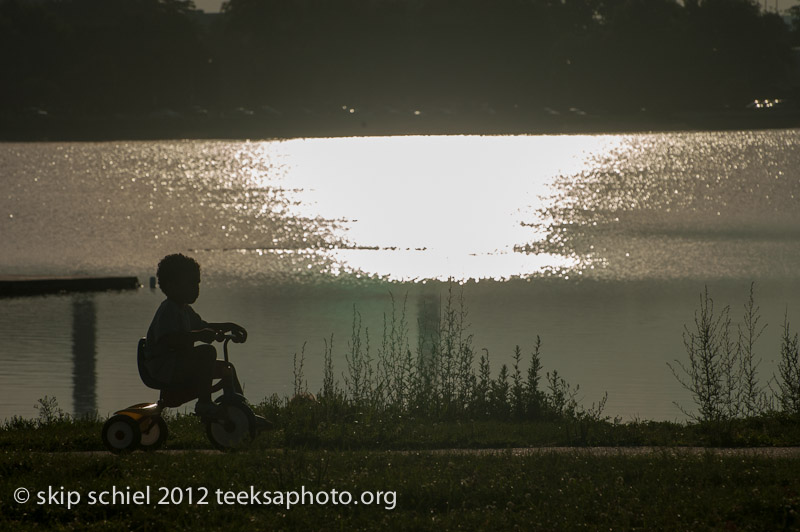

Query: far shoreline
left=3, top=107, right=800, bottom=143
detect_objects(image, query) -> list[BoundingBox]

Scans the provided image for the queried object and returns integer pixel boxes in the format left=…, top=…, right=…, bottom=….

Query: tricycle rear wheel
left=140, top=416, right=168, bottom=451
left=102, top=415, right=141, bottom=454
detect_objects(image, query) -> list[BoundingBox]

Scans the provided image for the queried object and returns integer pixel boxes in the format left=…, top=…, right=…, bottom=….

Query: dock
left=0, top=276, right=140, bottom=297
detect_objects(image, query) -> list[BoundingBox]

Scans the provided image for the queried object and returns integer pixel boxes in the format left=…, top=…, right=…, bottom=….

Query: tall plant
left=776, top=312, right=800, bottom=415
left=314, top=286, right=604, bottom=423
left=737, top=283, right=767, bottom=416
left=669, top=287, right=738, bottom=422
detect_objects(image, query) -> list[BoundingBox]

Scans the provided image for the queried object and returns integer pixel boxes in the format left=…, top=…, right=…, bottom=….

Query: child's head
left=156, top=254, right=201, bottom=304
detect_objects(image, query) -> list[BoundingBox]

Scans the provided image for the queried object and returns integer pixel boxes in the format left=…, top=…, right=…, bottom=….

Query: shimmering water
left=2, top=132, right=800, bottom=421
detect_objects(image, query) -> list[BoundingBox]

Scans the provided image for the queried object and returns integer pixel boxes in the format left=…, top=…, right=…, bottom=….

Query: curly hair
left=156, top=253, right=200, bottom=297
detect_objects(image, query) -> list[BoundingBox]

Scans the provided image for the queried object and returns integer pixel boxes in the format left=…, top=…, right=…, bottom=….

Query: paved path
left=422, top=446, right=800, bottom=458
left=44, top=446, right=800, bottom=457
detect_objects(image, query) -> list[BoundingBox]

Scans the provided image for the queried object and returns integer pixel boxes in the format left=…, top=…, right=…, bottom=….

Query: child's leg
left=195, top=344, right=217, bottom=403
left=175, top=345, right=217, bottom=404
left=213, top=360, right=243, bottom=395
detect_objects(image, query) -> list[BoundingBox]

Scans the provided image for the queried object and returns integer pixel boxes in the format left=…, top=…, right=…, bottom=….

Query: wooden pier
left=0, top=275, right=140, bottom=297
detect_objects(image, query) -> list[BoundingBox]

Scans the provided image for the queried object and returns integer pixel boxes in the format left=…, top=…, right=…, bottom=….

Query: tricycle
left=102, top=334, right=269, bottom=453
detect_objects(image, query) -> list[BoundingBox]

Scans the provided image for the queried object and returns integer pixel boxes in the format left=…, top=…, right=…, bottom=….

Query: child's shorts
left=147, top=345, right=217, bottom=389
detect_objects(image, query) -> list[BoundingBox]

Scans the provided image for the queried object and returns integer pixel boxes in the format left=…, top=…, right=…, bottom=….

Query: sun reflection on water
left=5, top=131, right=795, bottom=283
left=241, top=135, right=625, bottom=282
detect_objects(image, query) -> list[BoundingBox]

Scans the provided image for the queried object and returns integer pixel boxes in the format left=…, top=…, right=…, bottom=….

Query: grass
left=6, top=396, right=800, bottom=453
left=3, top=449, right=800, bottom=531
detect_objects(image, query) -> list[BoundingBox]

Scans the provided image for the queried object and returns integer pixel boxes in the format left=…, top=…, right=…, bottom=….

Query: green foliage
left=1, top=0, right=210, bottom=115
left=0, top=0, right=794, bottom=127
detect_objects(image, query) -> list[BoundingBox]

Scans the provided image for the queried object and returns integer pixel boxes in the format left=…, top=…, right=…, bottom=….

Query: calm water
left=1, top=132, right=799, bottom=421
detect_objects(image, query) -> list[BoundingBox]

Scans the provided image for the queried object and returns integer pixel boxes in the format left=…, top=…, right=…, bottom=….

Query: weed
left=670, top=283, right=800, bottom=429
left=669, top=286, right=740, bottom=423
left=524, top=336, right=547, bottom=419
left=776, top=311, right=800, bottom=415
left=293, top=342, right=308, bottom=397
left=301, top=283, right=606, bottom=427
left=546, top=369, right=579, bottom=418
left=34, top=395, right=69, bottom=426
left=737, top=283, right=768, bottom=417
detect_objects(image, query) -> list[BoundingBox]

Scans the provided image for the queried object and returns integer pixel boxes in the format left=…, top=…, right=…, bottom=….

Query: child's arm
left=187, top=306, right=246, bottom=342
left=206, top=322, right=248, bottom=342
left=158, top=328, right=219, bottom=350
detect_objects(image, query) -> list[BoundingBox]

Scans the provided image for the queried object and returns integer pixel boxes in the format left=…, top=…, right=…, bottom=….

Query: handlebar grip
left=218, top=332, right=246, bottom=344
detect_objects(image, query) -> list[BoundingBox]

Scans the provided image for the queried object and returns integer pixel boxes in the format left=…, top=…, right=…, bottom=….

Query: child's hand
left=205, top=322, right=247, bottom=343
left=230, top=324, right=248, bottom=343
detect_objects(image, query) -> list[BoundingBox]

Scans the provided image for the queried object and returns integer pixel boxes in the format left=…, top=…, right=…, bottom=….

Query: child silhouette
left=145, top=253, right=246, bottom=416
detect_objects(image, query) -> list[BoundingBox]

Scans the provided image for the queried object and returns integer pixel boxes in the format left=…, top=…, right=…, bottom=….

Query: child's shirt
left=145, top=298, right=209, bottom=383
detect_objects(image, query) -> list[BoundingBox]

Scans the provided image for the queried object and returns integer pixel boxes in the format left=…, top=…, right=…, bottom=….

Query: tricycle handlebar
left=216, top=333, right=245, bottom=363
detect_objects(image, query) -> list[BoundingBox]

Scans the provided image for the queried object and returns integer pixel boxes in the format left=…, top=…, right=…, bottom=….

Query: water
left=2, top=131, right=799, bottom=421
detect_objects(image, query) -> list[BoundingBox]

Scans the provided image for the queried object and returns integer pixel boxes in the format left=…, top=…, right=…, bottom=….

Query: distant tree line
left=0, top=0, right=797, bottom=120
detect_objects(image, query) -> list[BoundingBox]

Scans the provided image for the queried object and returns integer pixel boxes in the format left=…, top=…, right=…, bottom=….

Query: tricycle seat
left=137, top=338, right=199, bottom=408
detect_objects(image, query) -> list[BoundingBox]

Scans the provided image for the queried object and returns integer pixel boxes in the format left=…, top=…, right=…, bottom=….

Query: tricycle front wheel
left=205, top=402, right=255, bottom=451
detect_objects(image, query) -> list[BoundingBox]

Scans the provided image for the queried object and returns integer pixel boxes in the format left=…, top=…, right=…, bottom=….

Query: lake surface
left=2, top=132, right=800, bottom=421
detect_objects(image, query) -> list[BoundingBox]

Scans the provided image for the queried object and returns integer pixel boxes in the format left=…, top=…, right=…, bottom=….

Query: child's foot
left=194, top=401, right=223, bottom=418
left=254, top=415, right=272, bottom=431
